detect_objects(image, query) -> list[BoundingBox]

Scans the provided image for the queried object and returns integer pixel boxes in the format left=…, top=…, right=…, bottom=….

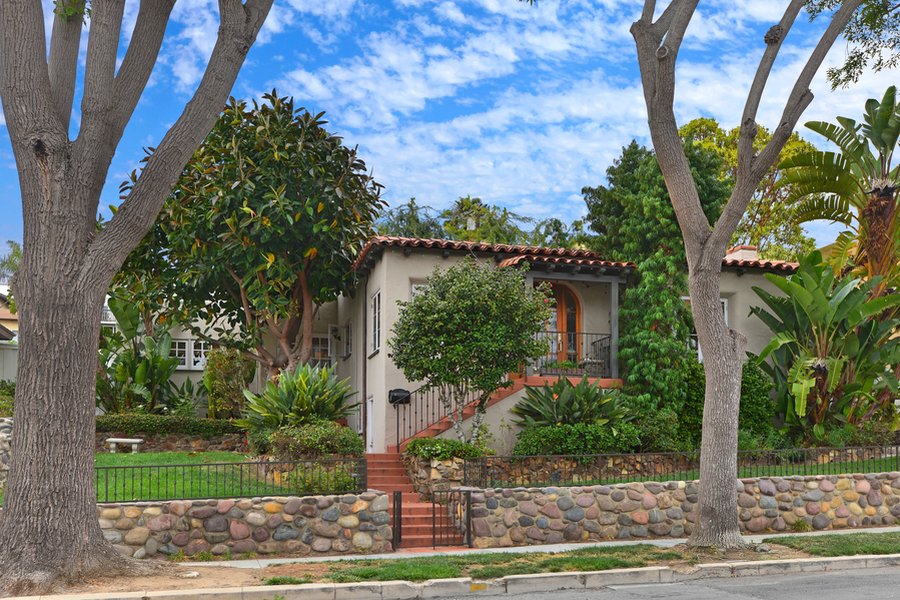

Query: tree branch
left=85, top=0, right=274, bottom=286
left=47, top=6, right=84, bottom=130
left=709, top=0, right=863, bottom=254
left=78, top=0, right=125, bottom=157
left=109, top=0, right=176, bottom=144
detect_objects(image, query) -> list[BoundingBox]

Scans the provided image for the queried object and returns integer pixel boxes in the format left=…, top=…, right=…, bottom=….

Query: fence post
left=392, top=489, right=402, bottom=550
left=465, top=490, right=473, bottom=548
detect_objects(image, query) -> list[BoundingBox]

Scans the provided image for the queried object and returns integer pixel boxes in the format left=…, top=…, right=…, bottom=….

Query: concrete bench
left=106, top=438, right=145, bottom=453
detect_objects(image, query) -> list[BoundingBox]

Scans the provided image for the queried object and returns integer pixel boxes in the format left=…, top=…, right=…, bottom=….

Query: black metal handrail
left=463, top=445, right=900, bottom=488
left=535, top=331, right=611, bottom=378
left=94, top=457, right=366, bottom=502
left=393, top=384, right=481, bottom=451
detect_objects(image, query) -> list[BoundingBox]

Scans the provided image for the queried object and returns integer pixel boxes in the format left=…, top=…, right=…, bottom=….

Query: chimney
left=724, top=245, right=758, bottom=261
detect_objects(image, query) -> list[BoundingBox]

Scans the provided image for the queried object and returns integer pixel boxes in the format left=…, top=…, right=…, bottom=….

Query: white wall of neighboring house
left=0, top=343, right=17, bottom=381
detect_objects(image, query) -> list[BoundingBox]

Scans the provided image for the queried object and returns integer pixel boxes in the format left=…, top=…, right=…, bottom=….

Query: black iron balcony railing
left=535, top=331, right=611, bottom=378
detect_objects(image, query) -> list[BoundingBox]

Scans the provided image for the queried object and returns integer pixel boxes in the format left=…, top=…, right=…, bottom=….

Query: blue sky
left=0, top=0, right=897, bottom=250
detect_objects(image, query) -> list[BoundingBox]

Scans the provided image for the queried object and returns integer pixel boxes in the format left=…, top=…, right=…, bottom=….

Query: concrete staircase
left=365, top=452, right=434, bottom=548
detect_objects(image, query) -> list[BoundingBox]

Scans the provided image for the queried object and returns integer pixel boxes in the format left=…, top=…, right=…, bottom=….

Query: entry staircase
left=365, top=451, right=434, bottom=548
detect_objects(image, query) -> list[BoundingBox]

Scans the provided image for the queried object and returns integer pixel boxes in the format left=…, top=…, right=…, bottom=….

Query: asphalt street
left=471, top=566, right=900, bottom=600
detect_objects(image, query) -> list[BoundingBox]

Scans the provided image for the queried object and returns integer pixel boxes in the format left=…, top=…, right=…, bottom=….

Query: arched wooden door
left=548, top=283, right=580, bottom=366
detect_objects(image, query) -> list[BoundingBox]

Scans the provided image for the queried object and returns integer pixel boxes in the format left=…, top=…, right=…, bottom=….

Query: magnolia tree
left=389, top=258, right=551, bottom=444
left=0, top=0, right=272, bottom=593
left=630, top=0, right=863, bottom=549
left=116, top=93, right=384, bottom=380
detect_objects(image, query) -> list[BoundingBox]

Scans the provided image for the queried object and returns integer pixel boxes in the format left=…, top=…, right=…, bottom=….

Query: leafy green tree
left=807, top=0, right=900, bottom=89
left=680, top=118, right=818, bottom=261
left=752, top=251, right=900, bottom=442
left=117, top=93, right=384, bottom=379
left=779, top=86, right=900, bottom=301
left=583, top=141, right=729, bottom=413
left=526, top=218, right=591, bottom=249
left=0, top=241, right=21, bottom=284
left=441, top=196, right=533, bottom=245
left=389, top=258, right=552, bottom=444
left=376, top=198, right=445, bottom=239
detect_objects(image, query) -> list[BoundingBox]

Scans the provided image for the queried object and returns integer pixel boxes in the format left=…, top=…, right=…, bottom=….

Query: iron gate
left=432, top=490, right=472, bottom=547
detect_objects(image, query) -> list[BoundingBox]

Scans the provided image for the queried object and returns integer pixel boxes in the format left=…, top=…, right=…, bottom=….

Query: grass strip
left=762, top=531, right=900, bottom=557
left=301, top=544, right=685, bottom=584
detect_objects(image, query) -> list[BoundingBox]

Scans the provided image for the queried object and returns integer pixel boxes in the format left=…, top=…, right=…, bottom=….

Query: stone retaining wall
left=94, top=431, right=245, bottom=453
left=454, top=472, right=900, bottom=548
left=403, top=454, right=464, bottom=501
left=87, top=493, right=390, bottom=558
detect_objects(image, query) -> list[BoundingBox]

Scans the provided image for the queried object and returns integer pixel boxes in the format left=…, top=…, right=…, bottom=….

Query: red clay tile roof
left=722, top=257, right=798, bottom=273
left=352, top=237, right=635, bottom=273
left=352, top=236, right=798, bottom=275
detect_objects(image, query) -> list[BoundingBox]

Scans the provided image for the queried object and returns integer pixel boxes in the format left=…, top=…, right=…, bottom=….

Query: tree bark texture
left=631, top=0, right=861, bottom=550
left=0, top=0, right=272, bottom=593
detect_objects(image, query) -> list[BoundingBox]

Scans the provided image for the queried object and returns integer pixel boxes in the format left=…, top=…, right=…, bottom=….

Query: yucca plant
left=510, top=376, right=628, bottom=428
left=752, top=251, right=900, bottom=442
left=779, top=86, right=900, bottom=304
left=235, top=363, right=359, bottom=432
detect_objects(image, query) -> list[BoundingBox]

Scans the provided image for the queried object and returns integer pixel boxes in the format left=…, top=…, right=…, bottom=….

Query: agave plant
left=752, top=251, right=900, bottom=441
left=236, top=363, right=359, bottom=431
left=510, top=376, right=629, bottom=428
left=778, top=86, right=900, bottom=303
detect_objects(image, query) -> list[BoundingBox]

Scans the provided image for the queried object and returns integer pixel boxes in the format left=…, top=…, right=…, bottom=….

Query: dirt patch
left=40, top=542, right=819, bottom=597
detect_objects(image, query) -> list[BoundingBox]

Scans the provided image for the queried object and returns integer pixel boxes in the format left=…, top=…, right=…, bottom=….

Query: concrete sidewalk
left=29, top=526, right=900, bottom=600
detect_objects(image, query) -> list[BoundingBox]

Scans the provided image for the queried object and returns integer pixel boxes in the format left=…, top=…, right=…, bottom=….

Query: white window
left=171, top=339, right=209, bottom=371
left=311, top=334, right=333, bottom=368
left=371, top=289, right=381, bottom=354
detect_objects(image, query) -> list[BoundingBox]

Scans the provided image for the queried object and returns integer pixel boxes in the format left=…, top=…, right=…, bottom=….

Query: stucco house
left=317, top=237, right=797, bottom=454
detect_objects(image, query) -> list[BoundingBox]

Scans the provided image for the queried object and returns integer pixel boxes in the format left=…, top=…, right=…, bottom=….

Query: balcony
left=534, top=331, right=611, bottom=378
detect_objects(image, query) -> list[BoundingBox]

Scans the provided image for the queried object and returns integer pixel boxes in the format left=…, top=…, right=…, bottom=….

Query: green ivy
left=584, top=141, right=730, bottom=413
left=95, top=414, right=241, bottom=438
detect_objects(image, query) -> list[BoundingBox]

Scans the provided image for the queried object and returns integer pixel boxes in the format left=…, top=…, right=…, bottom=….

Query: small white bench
left=106, top=438, right=145, bottom=453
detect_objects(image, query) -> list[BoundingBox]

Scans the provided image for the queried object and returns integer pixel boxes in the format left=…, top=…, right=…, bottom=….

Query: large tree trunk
left=0, top=0, right=272, bottom=593
left=631, top=0, right=861, bottom=550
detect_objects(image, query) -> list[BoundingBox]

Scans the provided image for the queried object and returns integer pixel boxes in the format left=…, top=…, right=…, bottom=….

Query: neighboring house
left=0, top=286, right=16, bottom=341
left=327, top=237, right=797, bottom=454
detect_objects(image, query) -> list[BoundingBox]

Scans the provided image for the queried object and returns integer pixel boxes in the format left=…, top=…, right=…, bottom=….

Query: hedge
left=96, top=414, right=242, bottom=437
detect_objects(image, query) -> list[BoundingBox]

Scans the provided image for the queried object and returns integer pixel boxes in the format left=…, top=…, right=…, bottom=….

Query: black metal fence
left=94, top=457, right=367, bottom=502
left=535, top=332, right=611, bottom=378
left=433, top=489, right=472, bottom=547
left=463, top=445, right=900, bottom=488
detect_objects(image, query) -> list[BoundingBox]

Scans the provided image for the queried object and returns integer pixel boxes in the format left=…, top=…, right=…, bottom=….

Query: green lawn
left=763, top=531, right=900, bottom=557
left=93, top=451, right=294, bottom=502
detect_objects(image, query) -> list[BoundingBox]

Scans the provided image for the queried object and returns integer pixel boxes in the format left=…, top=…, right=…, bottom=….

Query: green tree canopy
left=376, top=198, right=445, bottom=239
left=0, top=241, right=20, bottom=284
left=583, top=141, right=730, bottom=412
left=679, top=118, right=818, bottom=261
left=441, top=196, right=533, bottom=245
left=806, top=0, right=900, bottom=89
left=116, top=92, right=384, bottom=379
left=389, top=258, right=552, bottom=444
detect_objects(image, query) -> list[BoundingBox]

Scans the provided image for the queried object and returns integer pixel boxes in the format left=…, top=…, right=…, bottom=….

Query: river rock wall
left=454, top=472, right=900, bottom=548
left=22, top=492, right=393, bottom=559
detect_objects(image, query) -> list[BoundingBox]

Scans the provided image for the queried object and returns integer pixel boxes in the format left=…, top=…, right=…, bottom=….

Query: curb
left=30, top=553, right=900, bottom=600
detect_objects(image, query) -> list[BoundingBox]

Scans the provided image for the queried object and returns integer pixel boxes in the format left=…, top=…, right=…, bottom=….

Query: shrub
left=0, top=379, right=13, bottom=418
left=633, top=408, right=685, bottom=452
left=268, top=421, right=364, bottom=459
left=236, top=363, right=359, bottom=433
left=95, top=413, right=241, bottom=437
left=404, top=437, right=488, bottom=460
left=510, top=377, right=629, bottom=428
left=512, top=422, right=641, bottom=456
left=204, top=347, right=255, bottom=420
left=286, top=463, right=360, bottom=494
left=677, top=355, right=776, bottom=448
